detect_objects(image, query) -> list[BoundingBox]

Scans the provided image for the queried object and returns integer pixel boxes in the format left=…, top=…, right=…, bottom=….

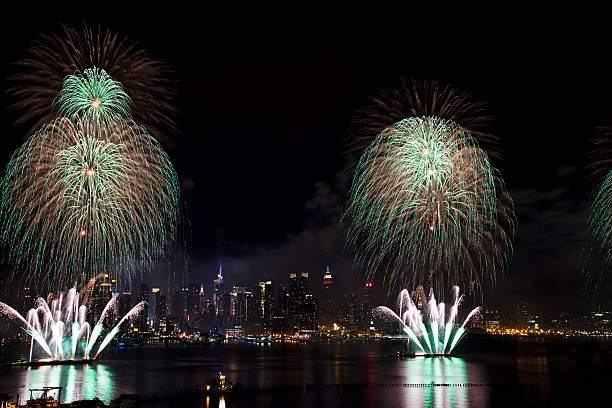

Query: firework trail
left=585, top=170, right=612, bottom=296
left=350, top=78, right=499, bottom=163
left=584, top=122, right=612, bottom=298
left=342, top=116, right=514, bottom=296
left=0, top=113, right=180, bottom=290
left=7, top=22, right=177, bottom=145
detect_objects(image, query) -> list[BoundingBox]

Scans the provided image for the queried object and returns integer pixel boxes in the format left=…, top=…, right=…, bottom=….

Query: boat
left=7, top=358, right=96, bottom=368
left=202, top=372, right=238, bottom=394
left=23, top=387, right=62, bottom=407
left=393, top=351, right=416, bottom=358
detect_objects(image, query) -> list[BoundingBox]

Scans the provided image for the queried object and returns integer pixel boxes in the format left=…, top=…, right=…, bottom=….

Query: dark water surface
left=1, top=335, right=611, bottom=407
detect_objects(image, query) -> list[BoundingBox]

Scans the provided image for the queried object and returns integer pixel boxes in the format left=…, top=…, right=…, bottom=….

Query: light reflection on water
left=2, top=342, right=490, bottom=407
left=18, top=363, right=114, bottom=403
left=398, top=357, right=487, bottom=408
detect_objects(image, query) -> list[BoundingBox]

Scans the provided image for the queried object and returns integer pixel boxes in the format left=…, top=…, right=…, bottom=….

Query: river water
left=1, top=335, right=611, bottom=407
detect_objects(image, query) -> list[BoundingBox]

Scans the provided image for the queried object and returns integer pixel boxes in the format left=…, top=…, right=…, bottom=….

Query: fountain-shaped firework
left=376, top=286, right=480, bottom=355
left=0, top=286, right=145, bottom=362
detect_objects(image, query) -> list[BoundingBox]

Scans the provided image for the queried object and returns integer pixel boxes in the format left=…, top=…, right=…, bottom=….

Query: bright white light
left=86, top=168, right=94, bottom=177
left=91, top=99, right=101, bottom=109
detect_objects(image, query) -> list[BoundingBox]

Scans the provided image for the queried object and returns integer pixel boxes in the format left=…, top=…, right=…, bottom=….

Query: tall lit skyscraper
left=151, top=288, right=160, bottom=328
left=213, top=261, right=224, bottom=318
left=256, top=280, right=274, bottom=333
left=323, top=266, right=332, bottom=288
left=322, top=265, right=336, bottom=325
left=199, top=284, right=206, bottom=312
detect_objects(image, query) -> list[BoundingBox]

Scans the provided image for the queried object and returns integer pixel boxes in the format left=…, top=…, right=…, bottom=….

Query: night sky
left=1, top=9, right=611, bottom=317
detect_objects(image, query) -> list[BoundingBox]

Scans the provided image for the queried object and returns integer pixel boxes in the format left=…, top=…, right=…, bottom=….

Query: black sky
left=2, top=8, right=611, bottom=316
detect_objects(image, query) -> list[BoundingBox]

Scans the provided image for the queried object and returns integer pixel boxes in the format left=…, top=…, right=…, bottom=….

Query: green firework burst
left=586, top=170, right=612, bottom=291
left=342, top=116, right=514, bottom=295
left=56, top=67, right=132, bottom=130
left=0, top=115, right=180, bottom=290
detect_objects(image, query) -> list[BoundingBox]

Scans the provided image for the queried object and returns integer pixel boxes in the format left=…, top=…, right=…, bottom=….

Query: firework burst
left=342, top=116, right=514, bottom=295
left=585, top=170, right=612, bottom=295
left=7, top=23, right=177, bottom=145
left=350, top=78, right=499, bottom=162
left=56, top=67, right=132, bottom=128
left=0, top=115, right=180, bottom=290
left=583, top=121, right=612, bottom=298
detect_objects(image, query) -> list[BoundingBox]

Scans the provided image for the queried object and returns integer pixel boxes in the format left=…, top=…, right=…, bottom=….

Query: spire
left=323, top=265, right=332, bottom=284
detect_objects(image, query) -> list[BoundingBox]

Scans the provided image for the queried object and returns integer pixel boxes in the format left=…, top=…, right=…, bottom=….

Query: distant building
left=213, top=261, right=224, bottom=320
left=199, top=284, right=206, bottom=313
left=21, top=286, right=33, bottom=315
left=321, top=266, right=337, bottom=326
left=482, top=308, right=501, bottom=329
left=151, top=288, right=160, bottom=329
left=516, top=302, right=529, bottom=328
left=187, top=283, right=201, bottom=325
left=359, top=282, right=374, bottom=330
left=254, top=281, right=274, bottom=333
left=287, top=272, right=319, bottom=332
left=302, top=294, right=318, bottom=331
left=118, top=291, right=132, bottom=323
left=278, top=284, right=289, bottom=316
left=170, top=290, right=186, bottom=328
left=92, top=274, right=113, bottom=324
left=156, top=294, right=168, bottom=332
left=411, top=286, right=426, bottom=310
left=137, top=283, right=149, bottom=330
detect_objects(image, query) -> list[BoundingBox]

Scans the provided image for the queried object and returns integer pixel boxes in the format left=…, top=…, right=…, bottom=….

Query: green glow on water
left=401, top=356, right=471, bottom=407
left=20, top=364, right=115, bottom=403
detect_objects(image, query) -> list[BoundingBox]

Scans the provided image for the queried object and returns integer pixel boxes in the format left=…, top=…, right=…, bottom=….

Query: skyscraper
left=151, top=287, right=160, bottom=329
left=516, top=302, right=529, bottom=328
left=321, top=265, right=336, bottom=325
left=187, top=283, right=201, bottom=325
left=323, top=266, right=332, bottom=289
left=137, top=283, right=150, bottom=330
left=255, top=280, right=274, bottom=333
left=288, top=272, right=318, bottom=331
left=118, top=291, right=132, bottom=324
left=21, top=286, right=33, bottom=315
left=213, top=261, right=224, bottom=318
left=92, top=274, right=113, bottom=323
left=157, top=295, right=168, bottom=333
left=199, top=284, right=206, bottom=313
